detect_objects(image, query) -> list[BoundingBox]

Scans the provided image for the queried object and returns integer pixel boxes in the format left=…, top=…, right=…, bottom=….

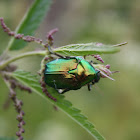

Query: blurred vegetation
left=0, top=0, right=140, bottom=140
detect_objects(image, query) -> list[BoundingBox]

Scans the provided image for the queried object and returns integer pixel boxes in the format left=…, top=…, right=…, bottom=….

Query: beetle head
left=92, top=71, right=100, bottom=84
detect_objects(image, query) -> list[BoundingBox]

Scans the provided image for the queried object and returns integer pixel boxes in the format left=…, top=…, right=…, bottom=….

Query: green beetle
left=44, top=56, right=100, bottom=93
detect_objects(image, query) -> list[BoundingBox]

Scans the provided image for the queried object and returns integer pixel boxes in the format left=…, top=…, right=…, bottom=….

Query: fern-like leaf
left=53, top=42, right=125, bottom=56
left=12, top=70, right=105, bottom=140
left=0, top=137, right=16, bottom=140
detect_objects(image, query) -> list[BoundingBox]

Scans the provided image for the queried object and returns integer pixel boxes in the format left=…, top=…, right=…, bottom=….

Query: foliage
left=0, top=0, right=127, bottom=140
left=8, top=0, right=52, bottom=50
left=53, top=42, right=121, bottom=56
left=12, top=70, right=105, bottom=140
left=0, top=138, right=16, bottom=140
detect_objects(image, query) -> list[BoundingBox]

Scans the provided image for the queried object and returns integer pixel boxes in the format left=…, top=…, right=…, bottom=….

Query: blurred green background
left=0, top=0, right=140, bottom=140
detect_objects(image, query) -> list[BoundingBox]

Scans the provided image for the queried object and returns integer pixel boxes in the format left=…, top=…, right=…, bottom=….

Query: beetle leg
left=57, top=89, right=70, bottom=94
left=89, top=60, right=93, bottom=64
left=48, top=45, right=65, bottom=58
left=53, top=52, right=65, bottom=58
left=87, top=83, right=92, bottom=91
left=65, top=56, right=73, bottom=59
left=61, top=89, right=70, bottom=94
left=92, top=81, right=95, bottom=85
left=89, top=60, right=98, bottom=65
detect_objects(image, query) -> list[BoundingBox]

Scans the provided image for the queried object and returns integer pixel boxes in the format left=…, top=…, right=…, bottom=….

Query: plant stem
left=0, top=50, right=47, bottom=70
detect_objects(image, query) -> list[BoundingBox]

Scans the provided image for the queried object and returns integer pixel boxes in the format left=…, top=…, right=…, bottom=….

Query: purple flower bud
left=16, top=132, right=21, bottom=137
left=15, top=34, right=24, bottom=39
left=17, top=115, right=23, bottom=121
left=105, top=64, right=110, bottom=69
left=18, top=124, right=21, bottom=128
left=8, top=32, right=15, bottom=36
left=20, top=111, right=25, bottom=116
left=10, top=90, right=16, bottom=98
left=11, top=82, right=16, bottom=89
left=41, top=82, right=46, bottom=87
left=21, top=120, right=26, bottom=125
left=45, top=57, right=49, bottom=61
left=4, top=28, right=10, bottom=32
left=42, top=88, right=47, bottom=93
left=20, top=128, right=25, bottom=133
left=19, top=100, right=23, bottom=106
left=19, top=136, right=24, bottom=140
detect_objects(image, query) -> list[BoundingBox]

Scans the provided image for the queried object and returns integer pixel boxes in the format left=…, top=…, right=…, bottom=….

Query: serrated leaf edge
left=12, top=70, right=105, bottom=140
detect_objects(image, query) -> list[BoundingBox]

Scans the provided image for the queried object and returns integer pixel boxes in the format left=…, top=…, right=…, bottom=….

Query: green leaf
left=0, top=137, right=16, bottom=140
left=53, top=42, right=122, bottom=56
left=8, top=0, right=52, bottom=50
left=12, top=70, right=105, bottom=140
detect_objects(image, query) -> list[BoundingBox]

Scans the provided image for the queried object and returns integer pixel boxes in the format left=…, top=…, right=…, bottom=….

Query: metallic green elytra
left=44, top=57, right=100, bottom=93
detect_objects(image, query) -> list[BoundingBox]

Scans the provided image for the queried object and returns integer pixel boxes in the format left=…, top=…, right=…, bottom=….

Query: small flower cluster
left=0, top=18, right=59, bottom=50
left=47, top=28, right=58, bottom=46
left=92, top=55, right=104, bottom=63
left=2, top=70, right=32, bottom=140
left=92, top=63, right=119, bottom=81
left=0, top=17, right=58, bottom=103
left=40, top=57, right=57, bottom=102
left=0, top=18, right=45, bottom=46
left=9, top=79, right=25, bottom=140
left=40, top=77, right=57, bottom=102
left=0, top=16, right=127, bottom=140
